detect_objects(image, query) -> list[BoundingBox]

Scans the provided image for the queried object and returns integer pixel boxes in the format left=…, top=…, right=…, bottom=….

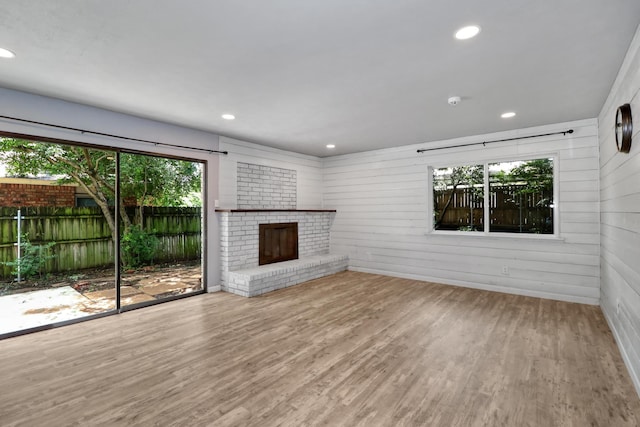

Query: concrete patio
left=0, top=264, right=201, bottom=335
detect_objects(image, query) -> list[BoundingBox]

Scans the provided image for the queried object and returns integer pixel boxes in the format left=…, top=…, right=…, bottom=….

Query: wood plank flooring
left=0, top=271, right=638, bottom=426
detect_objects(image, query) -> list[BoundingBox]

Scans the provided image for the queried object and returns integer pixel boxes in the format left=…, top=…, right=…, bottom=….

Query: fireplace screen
left=259, top=222, right=299, bottom=265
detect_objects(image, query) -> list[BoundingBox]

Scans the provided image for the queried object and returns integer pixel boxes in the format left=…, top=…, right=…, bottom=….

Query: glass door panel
left=119, top=152, right=203, bottom=308
left=0, top=138, right=116, bottom=336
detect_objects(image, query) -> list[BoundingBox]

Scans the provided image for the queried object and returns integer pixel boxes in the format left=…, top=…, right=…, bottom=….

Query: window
left=433, top=164, right=484, bottom=232
left=431, top=157, right=555, bottom=235
left=75, top=195, right=98, bottom=207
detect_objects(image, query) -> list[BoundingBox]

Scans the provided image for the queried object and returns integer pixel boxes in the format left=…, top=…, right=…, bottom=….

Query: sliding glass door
left=0, top=136, right=205, bottom=337
left=118, top=152, right=203, bottom=308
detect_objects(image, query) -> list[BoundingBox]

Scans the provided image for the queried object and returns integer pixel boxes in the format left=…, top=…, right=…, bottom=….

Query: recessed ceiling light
left=0, top=47, right=16, bottom=58
left=455, top=25, right=481, bottom=40
left=501, top=112, right=516, bottom=118
left=326, top=144, right=336, bottom=149
left=221, top=114, right=235, bottom=120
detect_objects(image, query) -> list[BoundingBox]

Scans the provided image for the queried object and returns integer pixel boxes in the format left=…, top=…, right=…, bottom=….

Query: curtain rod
left=0, top=115, right=228, bottom=155
left=416, top=129, right=574, bottom=154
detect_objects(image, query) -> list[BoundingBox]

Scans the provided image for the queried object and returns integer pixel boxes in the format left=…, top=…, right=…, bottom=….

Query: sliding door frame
left=0, top=131, right=208, bottom=338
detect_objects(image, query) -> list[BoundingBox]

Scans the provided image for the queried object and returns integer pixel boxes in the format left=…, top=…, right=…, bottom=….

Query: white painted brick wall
left=237, top=162, right=297, bottom=209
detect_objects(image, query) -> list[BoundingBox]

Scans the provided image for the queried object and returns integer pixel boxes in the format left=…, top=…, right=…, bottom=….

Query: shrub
left=121, top=225, right=159, bottom=268
left=1, top=234, right=55, bottom=282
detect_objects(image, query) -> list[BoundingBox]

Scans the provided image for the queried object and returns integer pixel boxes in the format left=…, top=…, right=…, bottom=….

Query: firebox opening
left=259, top=222, right=299, bottom=265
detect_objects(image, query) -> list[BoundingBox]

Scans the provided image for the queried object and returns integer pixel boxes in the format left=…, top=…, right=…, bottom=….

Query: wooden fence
left=434, top=185, right=553, bottom=233
left=0, top=206, right=201, bottom=279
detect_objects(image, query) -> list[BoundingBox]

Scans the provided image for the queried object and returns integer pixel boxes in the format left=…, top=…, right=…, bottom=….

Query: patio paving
left=0, top=264, right=202, bottom=335
left=83, top=286, right=155, bottom=308
left=0, top=287, right=109, bottom=335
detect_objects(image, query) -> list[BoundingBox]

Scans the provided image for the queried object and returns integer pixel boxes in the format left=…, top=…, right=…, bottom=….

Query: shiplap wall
left=218, top=136, right=323, bottom=209
left=323, top=119, right=600, bottom=304
left=598, top=24, right=640, bottom=395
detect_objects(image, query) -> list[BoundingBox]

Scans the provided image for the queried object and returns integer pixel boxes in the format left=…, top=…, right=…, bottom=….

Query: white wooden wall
left=218, top=136, right=323, bottom=209
left=323, top=119, right=600, bottom=304
left=598, top=24, right=640, bottom=395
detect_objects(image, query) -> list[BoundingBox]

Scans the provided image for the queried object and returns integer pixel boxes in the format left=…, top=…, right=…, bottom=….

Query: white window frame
left=427, top=154, right=559, bottom=239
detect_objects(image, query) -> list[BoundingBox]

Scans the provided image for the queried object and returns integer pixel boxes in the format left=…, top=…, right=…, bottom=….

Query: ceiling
left=0, top=1, right=638, bottom=157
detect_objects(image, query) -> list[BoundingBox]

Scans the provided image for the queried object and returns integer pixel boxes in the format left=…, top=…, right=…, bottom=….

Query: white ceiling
left=0, top=1, right=638, bottom=157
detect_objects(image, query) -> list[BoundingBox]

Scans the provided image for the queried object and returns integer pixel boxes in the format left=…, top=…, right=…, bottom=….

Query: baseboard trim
left=347, top=266, right=600, bottom=305
left=601, top=304, right=640, bottom=399
left=207, top=285, right=222, bottom=293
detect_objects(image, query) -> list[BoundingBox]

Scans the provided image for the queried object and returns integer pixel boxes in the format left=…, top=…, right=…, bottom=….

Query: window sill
left=425, top=230, right=565, bottom=241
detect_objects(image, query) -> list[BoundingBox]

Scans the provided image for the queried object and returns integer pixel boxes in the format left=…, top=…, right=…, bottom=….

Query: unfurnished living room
left=0, top=2, right=640, bottom=426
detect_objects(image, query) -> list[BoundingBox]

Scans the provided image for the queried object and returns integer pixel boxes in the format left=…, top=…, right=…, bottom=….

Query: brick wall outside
left=237, top=162, right=297, bottom=209
left=0, top=183, right=76, bottom=207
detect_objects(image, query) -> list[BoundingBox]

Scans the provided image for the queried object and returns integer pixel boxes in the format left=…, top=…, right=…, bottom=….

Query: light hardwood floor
left=1, top=271, right=638, bottom=426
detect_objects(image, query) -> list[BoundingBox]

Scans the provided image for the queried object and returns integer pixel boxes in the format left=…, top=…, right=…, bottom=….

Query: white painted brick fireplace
left=217, top=210, right=347, bottom=296
left=216, top=161, right=347, bottom=297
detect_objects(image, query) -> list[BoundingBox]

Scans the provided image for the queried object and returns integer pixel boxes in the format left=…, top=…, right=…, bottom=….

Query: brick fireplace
left=215, top=161, right=347, bottom=297
left=216, top=209, right=347, bottom=296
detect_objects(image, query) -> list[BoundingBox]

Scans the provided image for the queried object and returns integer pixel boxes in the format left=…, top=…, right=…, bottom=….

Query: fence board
left=1, top=206, right=202, bottom=279
left=434, top=185, right=553, bottom=233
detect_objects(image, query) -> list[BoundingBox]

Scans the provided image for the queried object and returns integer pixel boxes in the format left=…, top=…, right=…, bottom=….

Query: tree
left=491, top=158, right=553, bottom=232
left=0, top=138, right=201, bottom=242
left=508, top=158, right=553, bottom=201
left=1, top=139, right=120, bottom=241
left=433, top=165, right=483, bottom=229
left=119, top=152, right=202, bottom=226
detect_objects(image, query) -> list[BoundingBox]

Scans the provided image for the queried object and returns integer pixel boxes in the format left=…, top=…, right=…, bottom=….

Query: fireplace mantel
left=215, top=209, right=336, bottom=213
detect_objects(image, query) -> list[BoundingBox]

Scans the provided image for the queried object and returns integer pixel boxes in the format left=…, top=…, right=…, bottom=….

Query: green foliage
left=119, top=153, right=202, bottom=208
left=1, top=234, right=56, bottom=282
left=182, top=192, right=203, bottom=207
left=0, top=137, right=116, bottom=190
left=492, top=158, right=554, bottom=207
left=433, top=164, right=483, bottom=191
left=121, top=226, right=159, bottom=268
left=509, top=158, right=553, bottom=197
left=492, top=159, right=552, bottom=188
